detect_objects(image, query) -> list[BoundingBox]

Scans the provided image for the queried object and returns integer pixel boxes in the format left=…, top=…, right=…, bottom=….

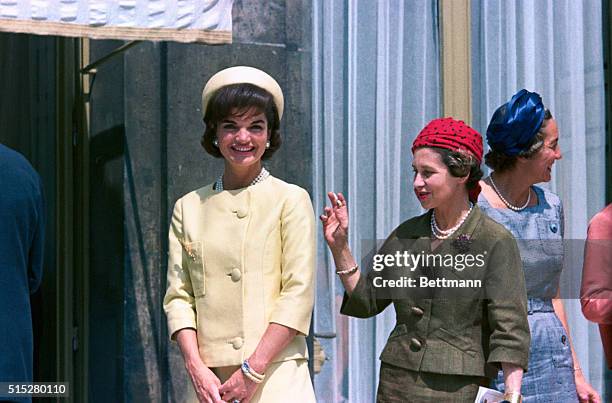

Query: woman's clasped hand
left=188, top=361, right=223, bottom=403
left=217, top=367, right=258, bottom=403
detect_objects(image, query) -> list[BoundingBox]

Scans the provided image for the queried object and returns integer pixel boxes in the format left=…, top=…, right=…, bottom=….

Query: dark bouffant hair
left=201, top=83, right=281, bottom=160
left=484, top=109, right=553, bottom=172
left=428, top=147, right=483, bottom=191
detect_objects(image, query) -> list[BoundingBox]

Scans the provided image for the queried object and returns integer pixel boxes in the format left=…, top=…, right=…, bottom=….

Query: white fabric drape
left=472, top=0, right=608, bottom=397
left=0, top=0, right=232, bottom=43
left=312, top=1, right=440, bottom=401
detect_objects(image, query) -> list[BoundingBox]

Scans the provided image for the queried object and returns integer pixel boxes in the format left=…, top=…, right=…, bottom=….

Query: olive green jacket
left=341, top=206, right=530, bottom=378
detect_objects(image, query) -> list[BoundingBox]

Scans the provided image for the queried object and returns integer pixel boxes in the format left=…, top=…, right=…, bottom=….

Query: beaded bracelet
left=336, top=264, right=359, bottom=276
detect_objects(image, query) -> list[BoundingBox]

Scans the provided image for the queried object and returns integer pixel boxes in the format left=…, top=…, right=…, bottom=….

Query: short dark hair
left=484, top=109, right=553, bottom=172
left=201, top=83, right=282, bottom=159
left=428, top=147, right=483, bottom=192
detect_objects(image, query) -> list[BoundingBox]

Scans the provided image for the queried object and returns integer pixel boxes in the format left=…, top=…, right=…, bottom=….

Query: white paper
left=474, top=386, right=504, bottom=403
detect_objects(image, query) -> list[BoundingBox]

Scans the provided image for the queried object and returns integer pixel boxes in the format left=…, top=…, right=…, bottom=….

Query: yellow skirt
left=187, top=359, right=316, bottom=403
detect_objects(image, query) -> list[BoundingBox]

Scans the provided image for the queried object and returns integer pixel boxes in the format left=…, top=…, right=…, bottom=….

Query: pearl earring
left=265, top=141, right=270, bottom=149
left=213, top=139, right=219, bottom=147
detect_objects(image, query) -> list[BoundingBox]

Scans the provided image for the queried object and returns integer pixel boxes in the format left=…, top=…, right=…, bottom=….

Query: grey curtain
left=312, top=1, right=441, bottom=401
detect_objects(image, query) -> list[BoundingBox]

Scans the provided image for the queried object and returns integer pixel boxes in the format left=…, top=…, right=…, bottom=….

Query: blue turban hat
left=485, top=89, right=545, bottom=156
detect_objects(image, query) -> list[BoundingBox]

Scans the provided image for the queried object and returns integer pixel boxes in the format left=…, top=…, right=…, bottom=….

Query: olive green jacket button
left=410, top=338, right=422, bottom=350
left=411, top=306, right=424, bottom=316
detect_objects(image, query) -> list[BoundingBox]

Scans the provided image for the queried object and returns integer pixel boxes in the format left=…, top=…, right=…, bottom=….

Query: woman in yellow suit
left=164, top=66, right=316, bottom=403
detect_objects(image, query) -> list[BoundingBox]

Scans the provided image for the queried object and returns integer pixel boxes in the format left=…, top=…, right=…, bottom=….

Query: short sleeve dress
left=479, top=185, right=578, bottom=402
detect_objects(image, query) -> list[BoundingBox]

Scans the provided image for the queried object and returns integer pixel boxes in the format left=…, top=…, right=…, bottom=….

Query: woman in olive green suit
left=321, top=118, right=530, bottom=403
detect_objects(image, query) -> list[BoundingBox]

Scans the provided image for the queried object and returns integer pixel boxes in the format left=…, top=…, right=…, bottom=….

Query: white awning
left=0, top=0, right=233, bottom=44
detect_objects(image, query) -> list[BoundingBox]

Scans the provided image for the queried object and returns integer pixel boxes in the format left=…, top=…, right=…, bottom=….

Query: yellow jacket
left=163, top=176, right=315, bottom=368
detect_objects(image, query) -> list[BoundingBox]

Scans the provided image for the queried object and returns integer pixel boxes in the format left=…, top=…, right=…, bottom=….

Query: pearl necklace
left=489, top=174, right=531, bottom=211
left=431, top=202, right=474, bottom=240
left=214, top=167, right=270, bottom=192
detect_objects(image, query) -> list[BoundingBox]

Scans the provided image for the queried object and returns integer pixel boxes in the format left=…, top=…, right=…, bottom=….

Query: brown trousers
left=377, top=362, right=489, bottom=403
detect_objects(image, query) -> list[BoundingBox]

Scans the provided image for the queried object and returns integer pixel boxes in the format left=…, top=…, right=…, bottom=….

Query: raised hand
left=320, top=192, right=349, bottom=253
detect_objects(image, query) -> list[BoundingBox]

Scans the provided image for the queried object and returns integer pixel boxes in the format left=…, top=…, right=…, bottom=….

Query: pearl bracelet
left=241, top=359, right=265, bottom=383
left=336, top=264, right=358, bottom=276
left=242, top=370, right=263, bottom=384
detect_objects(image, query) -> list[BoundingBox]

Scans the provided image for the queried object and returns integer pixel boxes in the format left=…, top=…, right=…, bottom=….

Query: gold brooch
left=178, top=239, right=198, bottom=262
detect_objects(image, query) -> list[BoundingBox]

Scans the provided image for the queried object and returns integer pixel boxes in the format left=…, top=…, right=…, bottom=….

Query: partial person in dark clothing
left=0, top=144, right=45, bottom=403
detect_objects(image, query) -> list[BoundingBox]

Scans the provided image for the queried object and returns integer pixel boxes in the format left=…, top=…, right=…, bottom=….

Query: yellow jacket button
left=232, top=337, right=243, bottom=350
left=236, top=209, right=248, bottom=218
left=231, top=268, right=242, bottom=282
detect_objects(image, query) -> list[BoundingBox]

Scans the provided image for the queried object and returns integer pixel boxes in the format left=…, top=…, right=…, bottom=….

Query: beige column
left=439, top=0, right=472, bottom=125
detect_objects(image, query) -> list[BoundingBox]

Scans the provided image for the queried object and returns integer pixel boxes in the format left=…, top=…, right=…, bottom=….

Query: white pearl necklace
left=431, top=202, right=474, bottom=240
left=489, top=174, right=531, bottom=211
left=214, top=167, right=270, bottom=192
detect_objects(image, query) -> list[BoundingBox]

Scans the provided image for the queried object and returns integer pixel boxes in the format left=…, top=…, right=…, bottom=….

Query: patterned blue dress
left=479, top=185, right=578, bottom=403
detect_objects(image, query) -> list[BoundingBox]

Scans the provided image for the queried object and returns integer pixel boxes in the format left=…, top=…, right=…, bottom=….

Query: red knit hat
left=411, top=117, right=483, bottom=202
